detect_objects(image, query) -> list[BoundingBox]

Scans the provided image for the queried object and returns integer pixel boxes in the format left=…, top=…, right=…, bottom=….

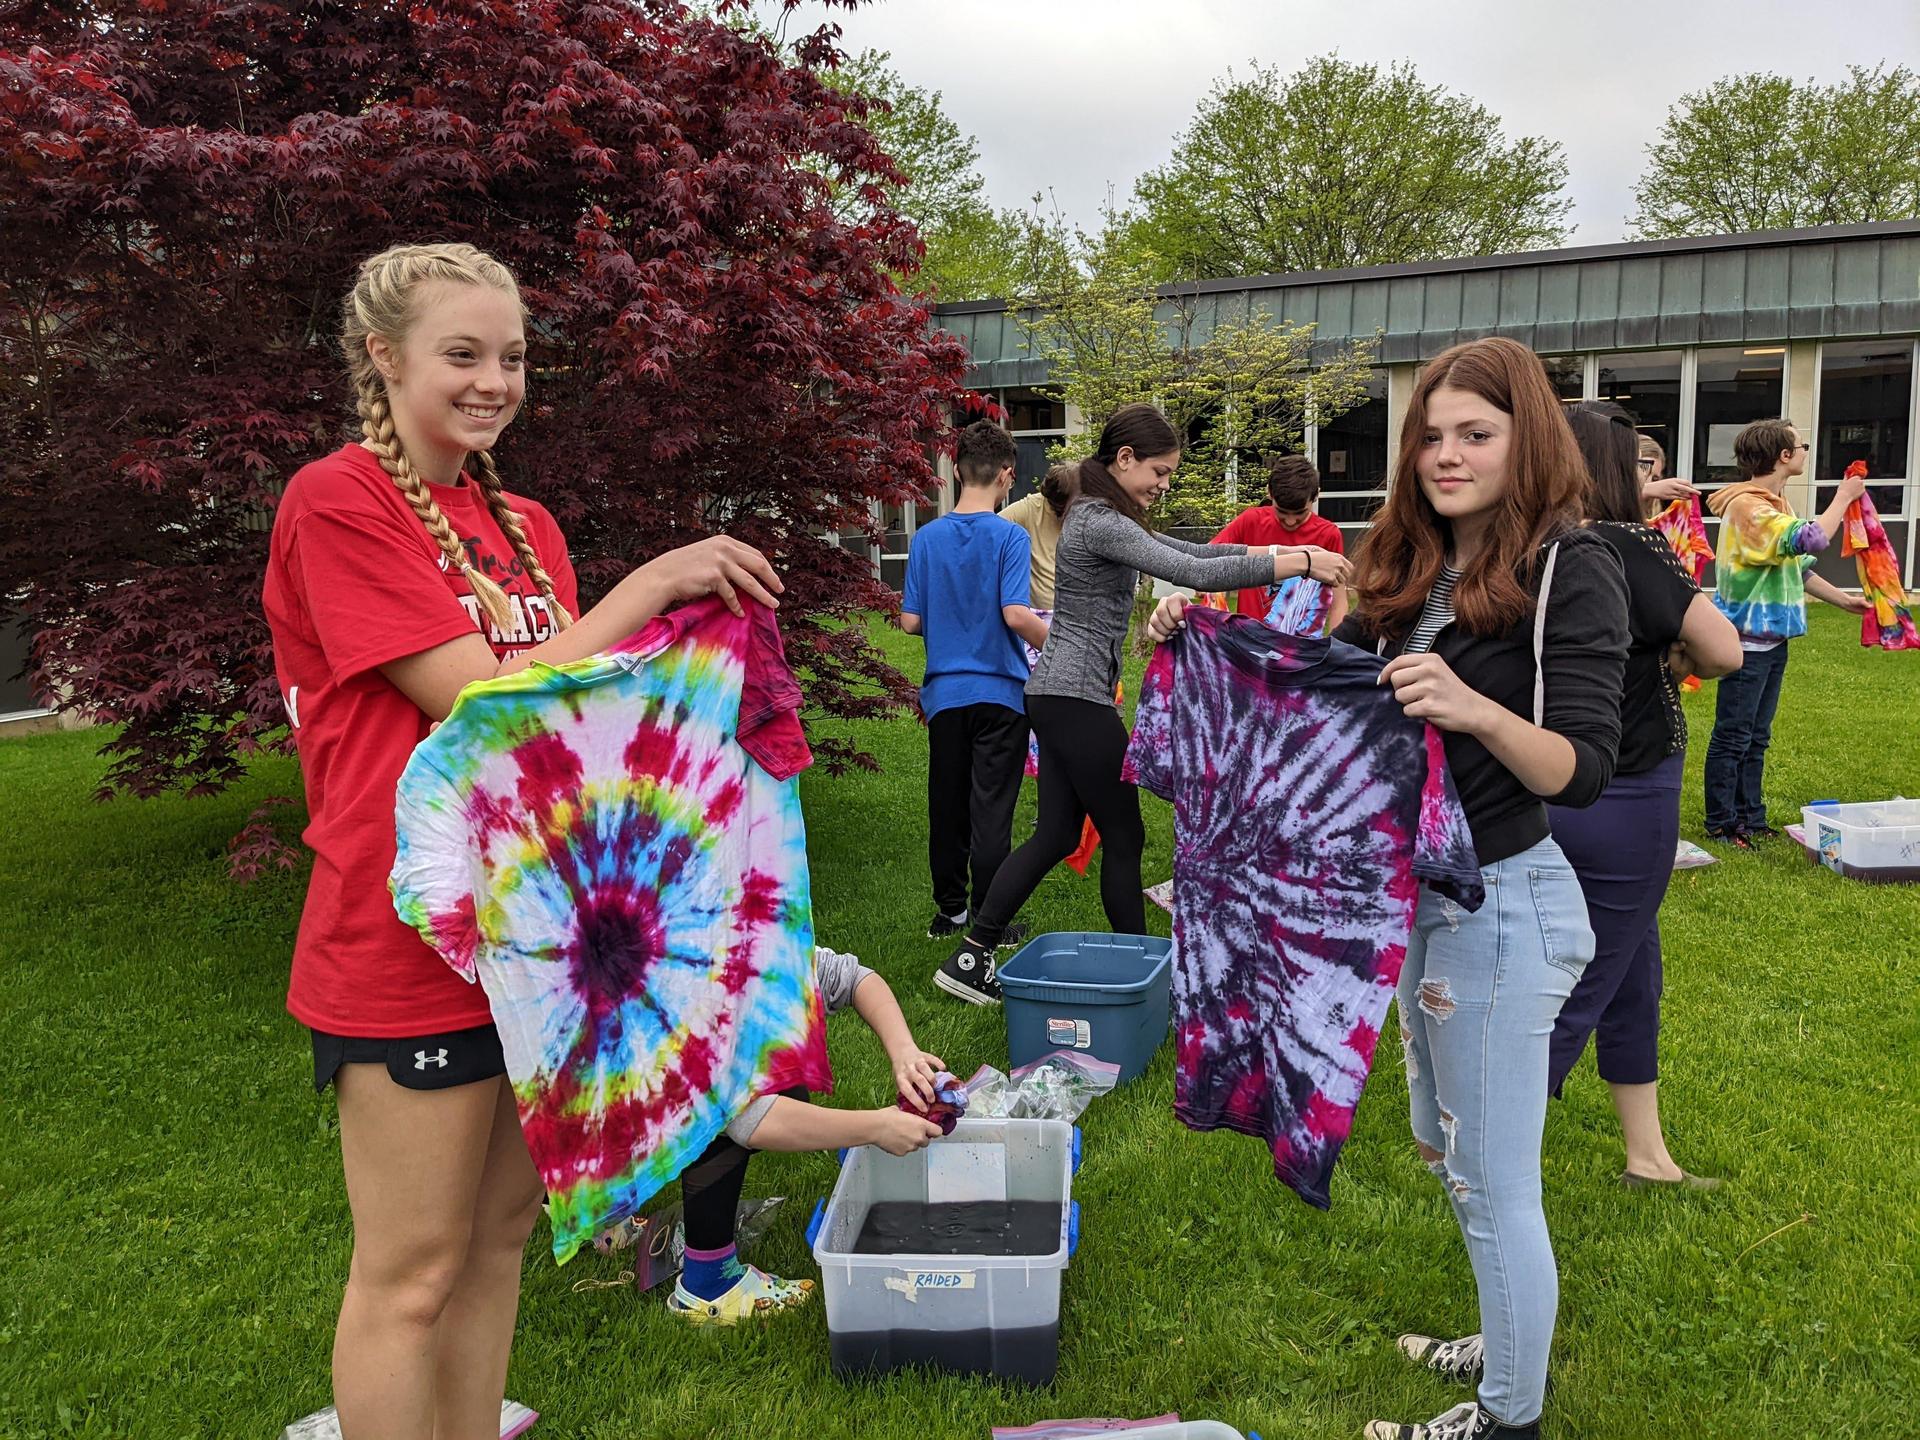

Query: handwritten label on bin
left=884, top=1270, right=978, bottom=1303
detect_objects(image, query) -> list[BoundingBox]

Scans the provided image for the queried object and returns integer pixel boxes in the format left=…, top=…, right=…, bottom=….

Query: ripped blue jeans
left=1398, top=837, right=1594, bottom=1428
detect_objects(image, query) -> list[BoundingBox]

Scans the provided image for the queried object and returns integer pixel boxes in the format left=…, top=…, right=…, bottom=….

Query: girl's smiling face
left=369, top=279, right=526, bottom=479
left=1112, top=446, right=1180, bottom=509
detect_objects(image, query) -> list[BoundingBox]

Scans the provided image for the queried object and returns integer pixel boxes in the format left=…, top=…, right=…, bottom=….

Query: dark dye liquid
left=830, top=1321, right=1061, bottom=1386
left=850, top=1200, right=1062, bottom=1257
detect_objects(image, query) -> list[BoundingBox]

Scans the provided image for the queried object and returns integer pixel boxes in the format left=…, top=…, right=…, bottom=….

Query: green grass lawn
left=3, top=609, right=1918, bottom=1440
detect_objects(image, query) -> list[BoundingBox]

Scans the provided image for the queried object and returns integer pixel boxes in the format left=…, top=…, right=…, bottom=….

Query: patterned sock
left=681, top=1242, right=743, bottom=1301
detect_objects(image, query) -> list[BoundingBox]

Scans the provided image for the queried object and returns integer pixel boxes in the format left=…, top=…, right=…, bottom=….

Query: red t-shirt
left=262, top=442, right=580, bottom=1037
left=1211, top=505, right=1345, bottom=621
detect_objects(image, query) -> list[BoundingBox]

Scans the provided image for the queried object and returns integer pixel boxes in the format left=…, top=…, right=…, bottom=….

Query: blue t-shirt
left=901, top=511, right=1033, bottom=718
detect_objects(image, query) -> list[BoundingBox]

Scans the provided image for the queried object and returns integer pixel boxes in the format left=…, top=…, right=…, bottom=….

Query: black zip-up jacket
left=1333, top=528, right=1629, bottom=866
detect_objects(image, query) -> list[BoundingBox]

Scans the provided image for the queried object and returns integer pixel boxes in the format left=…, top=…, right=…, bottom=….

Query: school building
left=868, top=218, right=1920, bottom=597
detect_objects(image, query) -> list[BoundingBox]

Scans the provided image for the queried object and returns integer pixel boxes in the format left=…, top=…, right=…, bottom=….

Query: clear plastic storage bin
left=1801, top=799, right=1920, bottom=883
left=807, top=1116, right=1080, bottom=1384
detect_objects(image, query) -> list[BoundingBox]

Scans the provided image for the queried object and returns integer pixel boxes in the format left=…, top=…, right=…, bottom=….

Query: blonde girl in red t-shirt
left=264, top=242, right=782, bottom=1439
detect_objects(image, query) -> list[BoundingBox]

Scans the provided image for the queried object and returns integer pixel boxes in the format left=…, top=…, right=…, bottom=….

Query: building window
left=998, top=387, right=1066, bottom=502
left=1316, top=370, right=1389, bottom=525
left=1693, top=346, right=1786, bottom=485
left=1814, top=340, right=1912, bottom=518
left=1540, top=355, right=1584, bottom=401
left=1596, top=350, right=1683, bottom=471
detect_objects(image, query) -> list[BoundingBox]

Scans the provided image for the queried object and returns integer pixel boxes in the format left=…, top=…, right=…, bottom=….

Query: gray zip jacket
left=1026, top=499, right=1278, bottom=705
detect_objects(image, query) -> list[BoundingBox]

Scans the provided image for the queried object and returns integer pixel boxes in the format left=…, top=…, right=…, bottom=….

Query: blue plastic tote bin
left=998, top=932, right=1172, bottom=1083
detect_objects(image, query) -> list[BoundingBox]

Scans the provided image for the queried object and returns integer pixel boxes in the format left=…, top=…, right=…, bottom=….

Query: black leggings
left=970, top=694, right=1146, bottom=946
left=680, top=1086, right=806, bottom=1250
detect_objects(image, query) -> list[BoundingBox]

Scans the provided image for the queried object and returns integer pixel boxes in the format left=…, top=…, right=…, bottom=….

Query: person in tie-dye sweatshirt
left=1701, top=418, right=1868, bottom=845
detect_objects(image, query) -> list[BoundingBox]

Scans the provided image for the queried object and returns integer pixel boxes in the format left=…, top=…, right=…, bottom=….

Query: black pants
left=680, top=1086, right=807, bottom=1251
left=928, top=701, right=1030, bottom=918
left=971, top=694, right=1145, bottom=946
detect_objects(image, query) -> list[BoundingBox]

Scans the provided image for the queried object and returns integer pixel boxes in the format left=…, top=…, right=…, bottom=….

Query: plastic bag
left=961, top=1051, right=1119, bottom=1123
left=589, top=1196, right=787, bottom=1292
left=1672, top=839, right=1718, bottom=871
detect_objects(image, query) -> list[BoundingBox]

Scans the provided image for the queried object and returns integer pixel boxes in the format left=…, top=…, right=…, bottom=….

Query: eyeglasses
left=1636, top=458, right=1656, bottom=471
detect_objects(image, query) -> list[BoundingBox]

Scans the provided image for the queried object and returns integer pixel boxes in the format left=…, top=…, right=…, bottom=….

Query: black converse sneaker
left=927, top=909, right=969, bottom=939
left=993, top=922, right=1030, bottom=953
left=1397, top=1332, right=1485, bottom=1384
left=934, top=940, right=1002, bottom=1005
left=1365, top=1400, right=1537, bottom=1440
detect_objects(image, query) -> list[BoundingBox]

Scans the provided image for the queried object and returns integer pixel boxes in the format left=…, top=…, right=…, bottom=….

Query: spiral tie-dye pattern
left=391, top=598, right=830, bottom=1261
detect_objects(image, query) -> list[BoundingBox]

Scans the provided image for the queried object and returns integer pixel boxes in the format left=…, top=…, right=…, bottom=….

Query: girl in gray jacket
left=934, top=403, right=1350, bottom=1004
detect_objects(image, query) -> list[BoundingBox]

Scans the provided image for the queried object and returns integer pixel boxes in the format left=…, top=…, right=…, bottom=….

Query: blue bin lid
left=998, top=931, right=1172, bottom=999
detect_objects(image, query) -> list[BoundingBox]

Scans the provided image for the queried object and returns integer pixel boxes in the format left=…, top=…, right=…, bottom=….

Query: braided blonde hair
left=340, top=242, right=572, bottom=634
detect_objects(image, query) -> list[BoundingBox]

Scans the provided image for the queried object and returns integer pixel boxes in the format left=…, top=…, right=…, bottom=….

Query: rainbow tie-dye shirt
left=389, top=597, right=830, bottom=1262
left=1706, top=482, right=1825, bottom=641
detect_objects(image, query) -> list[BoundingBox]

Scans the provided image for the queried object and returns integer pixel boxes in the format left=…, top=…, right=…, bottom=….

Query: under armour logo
left=414, top=1048, right=449, bottom=1070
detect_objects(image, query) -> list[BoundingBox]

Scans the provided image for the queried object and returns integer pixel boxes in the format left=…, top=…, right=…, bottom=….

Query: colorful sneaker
left=1396, top=1331, right=1485, bottom=1383
left=666, top=1264, right=815, bottom=1327
left=1747, top=824, right=1782, bottom=841
left=1365, top=1400, right=1537, bottom=1440
left=927, top=910, right=969, bottom=939
left=1706, top=828, right=1755, bottom=851
left=934, top=940, right=1001, bottom=1005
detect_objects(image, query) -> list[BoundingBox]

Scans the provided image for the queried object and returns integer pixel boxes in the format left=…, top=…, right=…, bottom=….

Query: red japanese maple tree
left=0, top=0, right=977, bottom=807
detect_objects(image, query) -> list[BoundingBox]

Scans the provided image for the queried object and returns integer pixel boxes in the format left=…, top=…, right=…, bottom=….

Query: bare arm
left=851, top=972, right=947, bottom=1109
left=380, top=537, right=782, bottom=720
left=1670, top=592, right=1743, bottom=680
left=1805, top=572, right=1870, bottom=614
left=899, top=611, right=923, bottom=636
left=738, top=1098, right=940, bottom=1155
left=1003, top=604, right=1049, bottom=650
left=1325, top=586, right=1351, bottom=635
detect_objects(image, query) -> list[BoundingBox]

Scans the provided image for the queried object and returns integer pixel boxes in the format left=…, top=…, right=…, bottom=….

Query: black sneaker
left=927, top=910, right=969, bottom=939
left=1706, top=827, right=1756, bottom=851
left=1748, top=824, right=1782, bottom=841
left=1396, top=1331, right=1484, bottom=1384
left=933, top=941, right=1001, bottom=1005
left=993, top=922, right=1030, bottom=953
left=1365, top=1400, right=1537, bottom=1440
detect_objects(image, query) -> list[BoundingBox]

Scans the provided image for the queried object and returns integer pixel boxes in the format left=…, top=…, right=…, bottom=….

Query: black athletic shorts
left=311, top=1022, right=507, bottom=1092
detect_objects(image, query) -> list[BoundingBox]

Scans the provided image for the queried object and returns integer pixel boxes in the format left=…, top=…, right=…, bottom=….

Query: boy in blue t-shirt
left=901, top=420, right=1049, bottom=965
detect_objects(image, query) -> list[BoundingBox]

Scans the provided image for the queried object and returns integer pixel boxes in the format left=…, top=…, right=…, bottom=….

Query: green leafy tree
left=1632, top=65, right=1920, bottom=238
left=1019, top=228, right=1377, bottom=531
left=1124, top=56, right=1571, bottom=282
left=819, top=50, right=1067, bottom=300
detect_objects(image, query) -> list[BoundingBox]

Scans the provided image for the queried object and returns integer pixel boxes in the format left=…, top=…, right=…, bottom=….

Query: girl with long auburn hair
left=1151, top=337, right=1629, bottom=1440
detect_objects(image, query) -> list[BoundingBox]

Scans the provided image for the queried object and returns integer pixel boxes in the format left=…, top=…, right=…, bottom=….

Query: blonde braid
left=473, top=448, right=573, bottom=631
left=341, top=241, right=534, bottom=637
left=355, top=381, right=516, bottom=633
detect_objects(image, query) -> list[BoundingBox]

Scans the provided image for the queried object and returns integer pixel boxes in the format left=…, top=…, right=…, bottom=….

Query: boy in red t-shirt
left=1211, top=455, right=1349, bottom=634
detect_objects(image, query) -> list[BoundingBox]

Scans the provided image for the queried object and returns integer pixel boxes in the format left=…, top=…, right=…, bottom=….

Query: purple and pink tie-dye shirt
left=389, top=598, right=831, bottom=1262
left=1123, top=605, right=1484, bottom=1208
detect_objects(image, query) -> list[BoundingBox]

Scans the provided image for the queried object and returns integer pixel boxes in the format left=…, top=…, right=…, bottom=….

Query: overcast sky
left=789, top=0, right=1920, bottom=248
